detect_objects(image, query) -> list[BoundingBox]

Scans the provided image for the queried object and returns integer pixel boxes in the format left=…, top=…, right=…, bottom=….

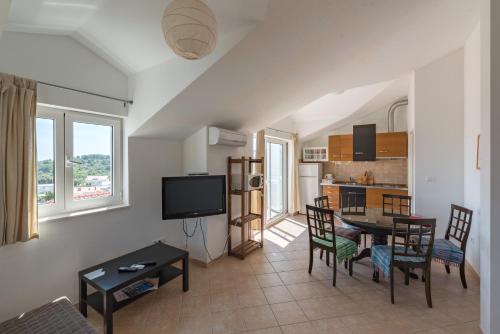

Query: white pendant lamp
left=162, top=0, right=217, bottom=60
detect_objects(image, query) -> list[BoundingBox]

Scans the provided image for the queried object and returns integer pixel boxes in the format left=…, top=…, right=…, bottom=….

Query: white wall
left=183, top=126, right=208, bottom=175
left=181, top=127, right=252, bottom=261
left=0, top=32, right=128, bottom=117
left=413, top=49, right=465, bottom=238
left=464, top=24, right=481, bottom=273
left=480, top=0, right=500, bottom=332
left=0, top=1, right=10, bottom=38
left=126, top=26, right=255, bottom=137
left=0, top=137, right=186, bottom=321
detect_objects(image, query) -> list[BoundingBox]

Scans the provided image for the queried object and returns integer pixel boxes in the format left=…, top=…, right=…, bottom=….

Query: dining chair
left=306, top=205, right=358, bottom=286
left=422, top=204, right=473, bottom=289
left=314, top=196, right=362, bottom=267
left=341, top=191, right=366, bottom=215
left=371, top=217, right=436, bottom=307
left=382, top=194, right=412, bottom=217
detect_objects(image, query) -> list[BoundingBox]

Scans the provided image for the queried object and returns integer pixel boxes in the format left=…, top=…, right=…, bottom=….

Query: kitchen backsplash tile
left=323, top=159, right=407, bottom=185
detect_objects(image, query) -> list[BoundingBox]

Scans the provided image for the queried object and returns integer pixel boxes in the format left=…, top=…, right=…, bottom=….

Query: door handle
left=354, top=152, right=364, bottom=155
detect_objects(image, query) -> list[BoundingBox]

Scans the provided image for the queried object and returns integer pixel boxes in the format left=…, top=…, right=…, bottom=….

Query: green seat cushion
left=312, top=233, right=358, bottom=263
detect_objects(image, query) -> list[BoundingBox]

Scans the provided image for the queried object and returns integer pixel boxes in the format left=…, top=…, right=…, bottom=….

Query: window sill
left=39, top=203, right=130, bottom=223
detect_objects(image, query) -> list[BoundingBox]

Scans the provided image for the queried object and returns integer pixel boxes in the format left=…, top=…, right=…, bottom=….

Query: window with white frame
left=36, top=106, right=122, bottom=218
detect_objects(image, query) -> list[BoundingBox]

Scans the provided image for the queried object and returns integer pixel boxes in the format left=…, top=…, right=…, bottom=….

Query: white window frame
left=36, top=106, right=123, bottom=218
left=36, top=108, right=65, bottom=217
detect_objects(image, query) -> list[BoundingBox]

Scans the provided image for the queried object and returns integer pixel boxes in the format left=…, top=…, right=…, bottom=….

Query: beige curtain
left=289, top=134, right=301, bottom=214
left=0, top=73, right=38, bottom=246
left=251, top=130, right=265, bottom=217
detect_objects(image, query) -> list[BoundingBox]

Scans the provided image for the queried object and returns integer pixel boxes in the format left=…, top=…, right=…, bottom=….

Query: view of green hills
left=37, top=154, right=111, bottom=186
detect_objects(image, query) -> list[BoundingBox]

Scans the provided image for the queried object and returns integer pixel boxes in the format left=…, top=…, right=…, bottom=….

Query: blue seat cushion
left=371, top=245, right=426, bottom=278
left=421, top=238, right=464, bottom=266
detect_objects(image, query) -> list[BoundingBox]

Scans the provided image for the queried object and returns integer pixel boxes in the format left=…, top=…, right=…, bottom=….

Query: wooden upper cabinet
left=340, top=135, right=353, bottom=161
left=328, top=135, right=342, bottom=161
left=376, top=132, right=408, bottom=158
left=328, top=135, right=353, bottom=161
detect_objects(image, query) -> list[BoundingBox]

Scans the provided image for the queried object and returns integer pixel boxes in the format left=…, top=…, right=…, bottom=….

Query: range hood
left=353, top=124, right=376, bottom=161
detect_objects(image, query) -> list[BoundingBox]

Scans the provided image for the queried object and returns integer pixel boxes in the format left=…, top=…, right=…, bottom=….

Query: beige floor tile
left=238, top=288, right=268, bottom=308
left=280, top=321, right=317, bottom=334
left=211, top=309, right=246, bottom=334
left=256, top=273, right=284, bottom=288
left=252, top=262, right=276, bottom=274
left=286, top=282, right=322, bottom=300
left=181, top=293, right=211, bottom=315
left=278, top=270, right=317, bottom=285
left=246, top=327, right=283, bottom=334
left=210, top=290, right=240, bottom=312
left=263, top=286, right=294, bottom=304
left=242, top=305, right=278, bottom=331
left=271, top=301, right=308, bottom=325
left=177, top=313, right=212, bottom=334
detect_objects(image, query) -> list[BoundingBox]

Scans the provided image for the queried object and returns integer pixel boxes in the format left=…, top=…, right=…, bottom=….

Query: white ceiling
left=132, top=0, right=479, bottom=139
left=6, top=0, right=269, bottom=74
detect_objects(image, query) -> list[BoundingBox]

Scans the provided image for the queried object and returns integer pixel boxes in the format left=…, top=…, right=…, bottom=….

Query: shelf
left=230, top=213, right=262, bottom=227
left=85, top=266, right=182, bottom=315
left=230, top=188, right=263, bottom=195
left=230, top=240, right=262, bottom=259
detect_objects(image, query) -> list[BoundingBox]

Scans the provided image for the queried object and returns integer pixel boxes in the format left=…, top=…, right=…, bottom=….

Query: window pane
left=73, top=122, right=113, bottom=200
left=36, top=118, right=55, bottom=205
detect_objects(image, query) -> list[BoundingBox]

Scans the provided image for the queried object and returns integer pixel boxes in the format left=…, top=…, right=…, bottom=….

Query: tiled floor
left=87, top=216, right=481, bottom=334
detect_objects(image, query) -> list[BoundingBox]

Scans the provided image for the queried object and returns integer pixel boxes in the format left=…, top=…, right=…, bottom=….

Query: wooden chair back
left=306, top=204, right=335, bottom=250
left=314, top=196, right=330, bottom=209
left=383, top=194, right=412, bottom=217
left=445, top=204, right=473, bottom=251
left=391, top=218, right=436, bottom=264
left=341, top=192, right=366, bottom=215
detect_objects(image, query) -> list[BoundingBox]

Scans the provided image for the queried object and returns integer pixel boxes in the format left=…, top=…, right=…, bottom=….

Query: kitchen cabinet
left=329, top=131, right=407, bottom=161
left=366, top=188, right=408, bottom=208
left=322, top=186, right=340, bottom=210
left=340, top=135, right=353, bottom=161
left=376, top=132, right=408, bottom=158
left=328, top=135, right=342, bottom=161
left=353, top=124, right=376, bottom=161
left=328, top=135, right=352, bottom=161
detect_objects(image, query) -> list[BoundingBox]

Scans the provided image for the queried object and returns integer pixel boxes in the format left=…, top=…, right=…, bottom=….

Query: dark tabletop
left=334, top=208, right=424, bottom=235
left=78, top=243, right=187, bottom=293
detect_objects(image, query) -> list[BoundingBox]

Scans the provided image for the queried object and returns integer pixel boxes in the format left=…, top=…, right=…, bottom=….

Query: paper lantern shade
left=162, top=0, right=217, bottom=60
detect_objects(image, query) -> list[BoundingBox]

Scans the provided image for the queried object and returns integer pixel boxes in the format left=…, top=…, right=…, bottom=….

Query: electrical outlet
left=153, top=236, right=167, bottom=244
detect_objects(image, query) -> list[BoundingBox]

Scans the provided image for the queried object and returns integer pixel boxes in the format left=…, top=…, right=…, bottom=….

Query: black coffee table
left=78, top=243, right=189, bottom=334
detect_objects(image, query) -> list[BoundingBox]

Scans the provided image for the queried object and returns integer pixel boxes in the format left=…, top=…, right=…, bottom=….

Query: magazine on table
left=113, top=277, right=159, bottom=302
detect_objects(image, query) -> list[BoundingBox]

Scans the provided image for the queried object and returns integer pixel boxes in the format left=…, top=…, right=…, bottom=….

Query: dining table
left=334, top=208, right=422, bottom=280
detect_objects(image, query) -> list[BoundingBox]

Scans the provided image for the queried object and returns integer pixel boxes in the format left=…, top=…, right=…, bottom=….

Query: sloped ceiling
left=132, top=0, right=479, bottom=140
left=6, top=0, right=269, bottom=74
left=280, top=75, right=411, bottom=142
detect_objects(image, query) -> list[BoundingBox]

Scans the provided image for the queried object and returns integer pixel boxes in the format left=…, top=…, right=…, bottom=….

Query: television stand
left=78, top=243, right=188, bottom=334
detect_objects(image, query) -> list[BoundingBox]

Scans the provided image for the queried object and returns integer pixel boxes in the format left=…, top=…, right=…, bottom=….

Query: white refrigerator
left=298, top=163, right=323, bottom=214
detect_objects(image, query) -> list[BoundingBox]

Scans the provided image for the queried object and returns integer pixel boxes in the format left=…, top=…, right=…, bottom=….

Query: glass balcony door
left=265, top=138, right=288, bottom=223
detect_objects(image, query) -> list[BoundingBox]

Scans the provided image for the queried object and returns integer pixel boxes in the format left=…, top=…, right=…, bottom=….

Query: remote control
left=136, top=261, right=156, bottom=266
left=118, top=267, right=138, bottom=272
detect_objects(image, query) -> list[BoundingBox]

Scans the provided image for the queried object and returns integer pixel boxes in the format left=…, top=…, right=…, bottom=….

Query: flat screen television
left=162, top=175, right=226, bottom=220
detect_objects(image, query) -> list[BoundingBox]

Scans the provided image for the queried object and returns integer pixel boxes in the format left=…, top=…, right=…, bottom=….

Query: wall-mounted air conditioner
left=208, top=127, right=247, bottom=147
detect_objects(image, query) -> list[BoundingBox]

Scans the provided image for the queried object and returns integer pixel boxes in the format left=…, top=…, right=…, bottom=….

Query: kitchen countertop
left=320, top=182, right=408, bottom=191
